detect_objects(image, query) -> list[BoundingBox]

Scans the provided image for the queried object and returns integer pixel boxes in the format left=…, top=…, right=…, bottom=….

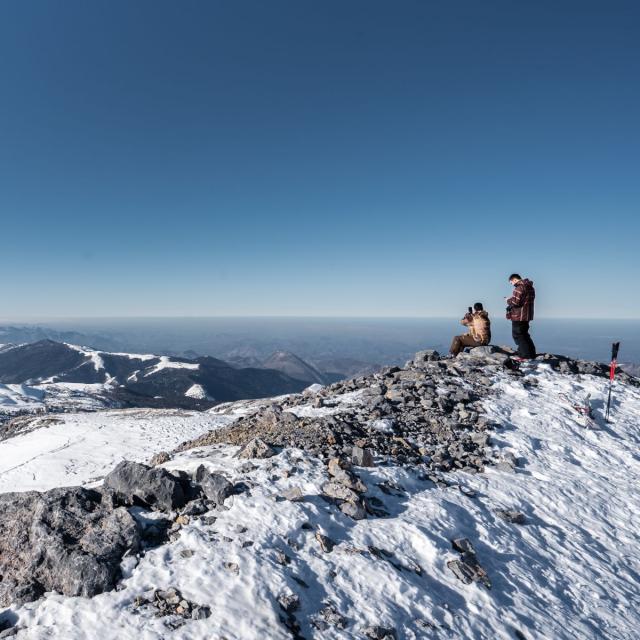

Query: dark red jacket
left=506, top=278, right=535, bottom=321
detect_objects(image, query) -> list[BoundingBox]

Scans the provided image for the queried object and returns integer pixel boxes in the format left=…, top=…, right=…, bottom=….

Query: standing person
left=506, top=274, right=536, bottom=359
left=449, top=302, right=491, bottom=356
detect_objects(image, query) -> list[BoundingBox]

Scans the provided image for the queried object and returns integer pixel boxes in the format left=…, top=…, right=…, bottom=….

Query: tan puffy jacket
left=461, top=311, right=491, bottom=343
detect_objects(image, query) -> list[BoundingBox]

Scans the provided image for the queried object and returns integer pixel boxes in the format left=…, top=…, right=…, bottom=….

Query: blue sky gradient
left=1, top=1, right=638, bottom=318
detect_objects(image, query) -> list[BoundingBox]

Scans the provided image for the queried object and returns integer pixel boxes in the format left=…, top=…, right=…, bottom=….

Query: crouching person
left=449, top=303, right=491, bottom=357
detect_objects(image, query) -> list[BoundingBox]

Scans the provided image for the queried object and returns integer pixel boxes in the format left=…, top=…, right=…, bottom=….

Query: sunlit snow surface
left=0, top=384, right=45, bottom=409
left=0, top=382, right=112, bottom=417
left=1, top=366, right=640, bottom=639
left=0, top=409, right=234, bottom=492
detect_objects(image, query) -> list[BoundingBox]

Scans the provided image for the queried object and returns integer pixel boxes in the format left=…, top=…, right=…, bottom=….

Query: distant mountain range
left=225, top=350, right=345, bottom=385
left=0, top=325, right=382, bottom=380
left=0, top=340, right=315, bottom=416
left=621, top=362, right=640, bottom=377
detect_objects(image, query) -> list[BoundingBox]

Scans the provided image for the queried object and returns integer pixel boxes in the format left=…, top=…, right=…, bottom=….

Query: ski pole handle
left=611, top=342, right=620, bottom=361
left=610, top=342, right=620, bottom=381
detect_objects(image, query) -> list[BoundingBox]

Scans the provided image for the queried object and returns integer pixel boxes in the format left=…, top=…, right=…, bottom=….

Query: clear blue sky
left=1, top=1, right=638, bottom=319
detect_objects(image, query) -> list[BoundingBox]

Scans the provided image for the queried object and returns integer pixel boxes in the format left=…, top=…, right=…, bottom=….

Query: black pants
left=512, top=321, right=536, bottom=359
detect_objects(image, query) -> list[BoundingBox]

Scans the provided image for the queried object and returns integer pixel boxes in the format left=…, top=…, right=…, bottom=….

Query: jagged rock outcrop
left=176, top=346, right=637, bottom=477
left=0, top=487, right=139, bottom=607
left=176, top=348, right=496, bottom=473
left=103, top=460, right=187, bottom=511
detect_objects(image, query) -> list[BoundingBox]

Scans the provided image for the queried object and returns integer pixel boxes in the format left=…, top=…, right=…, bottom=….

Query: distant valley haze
left=1, top=316, right=638, bottom=371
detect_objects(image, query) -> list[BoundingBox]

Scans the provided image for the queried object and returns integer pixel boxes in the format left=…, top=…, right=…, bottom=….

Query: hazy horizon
left=3, top=314, right=640, bottom=322
left=2, top=317, right=638, bottom=367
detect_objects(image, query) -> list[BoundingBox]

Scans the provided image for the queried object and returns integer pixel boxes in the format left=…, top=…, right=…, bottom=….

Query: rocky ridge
left=178, top=346, right=633, bottom=473
left=0, top=346, right=636, bottom=637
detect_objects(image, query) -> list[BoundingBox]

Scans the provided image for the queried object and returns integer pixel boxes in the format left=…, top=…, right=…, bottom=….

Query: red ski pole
left=605, top=342, right=620, bottom=422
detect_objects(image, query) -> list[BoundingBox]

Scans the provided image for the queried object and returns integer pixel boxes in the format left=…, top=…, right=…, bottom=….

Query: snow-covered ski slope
left=2, top=364, right=640, bottom=639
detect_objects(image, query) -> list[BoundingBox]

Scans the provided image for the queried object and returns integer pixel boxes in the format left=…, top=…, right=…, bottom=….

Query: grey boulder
left=0, top=487, right=139, bottom=607
left=103, top=460, right=186, bottom=512
left=195, top=465, right=233, bottom=505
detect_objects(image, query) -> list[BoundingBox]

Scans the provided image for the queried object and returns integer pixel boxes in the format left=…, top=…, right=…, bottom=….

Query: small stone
left=180, top=549, right=194, bottom=558
left=134, top=595, right=148, bottom=607
left=452, top=538, right=474, bottom=554
left=496, top=509, right=526, bottom=524
left=237, top=437, right=276, bottom=459
left=504, top=451, right=518, bottom=464
left=191, top=605, right=211, bottom=620
left=315, top=604, right=347, bottom=629
left=326, top=461, right=367, bottom=492
left=223, top=562, right=239, bottom=574
left=458, top=485, right=476, bottom=498
left=315, top=532, right=335, bottom=553
left=328, top=456, right=351, bottom=474
left=149, top=451, right=170, bottom=466
left=278, top=593, right=300, bottom=613
left=352, top=446, right=374, bottom=467
left=363, top=625, right=397, bottom=639
left=384, top=388, right=405, bottom=403
left=275, top=551, right=291, bottom=565
left=470, top=432, right=489, bottom=446
left=415, top=349, right=440, bottom=361
left=180, top=499, right=208, bottom=516
left=282, top=487, right=304, bottom=502
left=340, top=500, right=367, bottom=520
left=322, top=481, right=360, bottom=502
left=447, top=559, right=474, bottom=584
left=156, top=588, right=181, bottom=605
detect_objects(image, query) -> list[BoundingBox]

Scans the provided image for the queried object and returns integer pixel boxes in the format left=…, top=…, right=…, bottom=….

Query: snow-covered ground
left=0, top=384, right=45, bottom=410
left=0, top=409, right=234, bottom=493
left=143, top=356, right=200, bottom=377
left=2, top=365, right=640, bottom=639
left=0, top=382, right=111, bottom=420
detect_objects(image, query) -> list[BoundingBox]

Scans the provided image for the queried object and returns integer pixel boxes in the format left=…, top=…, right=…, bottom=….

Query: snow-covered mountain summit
left=0, top=347, right=638, bottom=639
